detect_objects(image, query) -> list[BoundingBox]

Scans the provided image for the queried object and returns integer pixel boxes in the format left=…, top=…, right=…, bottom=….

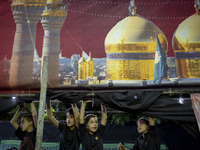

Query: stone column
left=9, top=0, right=45, bottom=88
left=41, top=1, right=67, bottom=87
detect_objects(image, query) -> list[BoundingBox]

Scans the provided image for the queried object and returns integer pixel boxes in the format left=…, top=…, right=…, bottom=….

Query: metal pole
left=35, top=56, right=48, bottom=150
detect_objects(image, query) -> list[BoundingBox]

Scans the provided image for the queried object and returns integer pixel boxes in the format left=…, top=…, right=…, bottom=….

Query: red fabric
left=0, top=0, right=195, bottom=59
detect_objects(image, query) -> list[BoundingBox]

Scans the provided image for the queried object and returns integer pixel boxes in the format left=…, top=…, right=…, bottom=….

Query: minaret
left=9, top=0, right=46, bottom=88
left=78, top=51, right=86, bottom=80
left=86, top=52, right=94, bottom=77
left=41, top=0, right=67, bottom=87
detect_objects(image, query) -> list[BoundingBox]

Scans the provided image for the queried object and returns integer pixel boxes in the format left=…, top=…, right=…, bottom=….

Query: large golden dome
left=105, top=16, right=167, bottom=53
left=173, top=12, right=200, bottom=78
left=105, top=15, right=168, bottom=81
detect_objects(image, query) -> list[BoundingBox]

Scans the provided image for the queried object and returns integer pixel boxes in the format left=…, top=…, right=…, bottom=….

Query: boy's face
left=137, top=120, right=149, bottom=134
left=66, top=113, right=75, bottom=127
left=87, top=117, right=98, bottom=133
left=20, top=117, right=32, bottom=132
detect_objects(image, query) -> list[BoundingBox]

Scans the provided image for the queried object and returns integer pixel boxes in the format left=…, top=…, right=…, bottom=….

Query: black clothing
left=79, top=123, right=106, bottom=150
left=131, top=126, right=160, bottom=150
left=58, top=123, right=80, bottom=150
left=15, top=127, right=36, bottom=150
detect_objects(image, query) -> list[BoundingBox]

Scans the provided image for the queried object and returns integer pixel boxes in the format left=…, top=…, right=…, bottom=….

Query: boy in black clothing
left=79, top=100, right=107, bottom=150
left=10, top=102, right=37, bottom=150
left=46, top=101, right=80, bottom=150
left=118, top=117, right=160, bottom=150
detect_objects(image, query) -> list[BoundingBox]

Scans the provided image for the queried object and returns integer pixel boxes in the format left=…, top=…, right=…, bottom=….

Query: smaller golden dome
left=173, top=14, right=200, bottom=52
left=173, top=11, right=200, bottom=79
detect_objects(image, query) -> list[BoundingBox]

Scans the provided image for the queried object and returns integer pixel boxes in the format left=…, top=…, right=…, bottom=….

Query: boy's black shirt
left=79, top=123, right=106, bottom=150
left=58, top=123, right=80, bottom=150
left=131, top=126, right=160, bottom=150
left=15, top=126, right=36, bottom=150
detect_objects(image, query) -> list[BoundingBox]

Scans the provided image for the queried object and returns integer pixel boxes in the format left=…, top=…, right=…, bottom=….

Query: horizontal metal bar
left=7, top=110, right=126, bottom=114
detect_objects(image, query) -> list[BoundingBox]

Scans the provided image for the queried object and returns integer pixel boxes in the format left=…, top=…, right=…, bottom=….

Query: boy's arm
left=10, top=103, right=25, bottom=130
left=30, top=102, right=37, bottom=128
left=80, top=101, right=87, bottom=124
left=46, top=101, right=59, bottom=128
left=72, top=103, right=79, bottom=128
left=101, top=104, right=107, bottom=126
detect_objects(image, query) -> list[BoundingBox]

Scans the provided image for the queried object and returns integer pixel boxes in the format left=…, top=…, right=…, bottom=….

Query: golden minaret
left=86, top=52, right=94, bottom=78
left=78, top=52, right=87, bottom=80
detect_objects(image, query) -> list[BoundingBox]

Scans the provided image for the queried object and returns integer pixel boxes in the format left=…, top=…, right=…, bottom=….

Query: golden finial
left=82, top=51, right=84, bottom=57
left=89, top=52, right=91, bottom=57
left=132, top=0, right=137, bottom=16
left=128, top=0, right=137, bottom=16
left=194, top=0, right=200, bottom=15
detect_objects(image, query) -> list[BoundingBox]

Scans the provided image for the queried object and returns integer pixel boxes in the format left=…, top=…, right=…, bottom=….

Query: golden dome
left=105, top=15, right=168, bottom=53
left=173, top=14, right=200, bottom=52
left=104, top=15, right=168, bottom=81
left=172, top=12, right=200, bottom=79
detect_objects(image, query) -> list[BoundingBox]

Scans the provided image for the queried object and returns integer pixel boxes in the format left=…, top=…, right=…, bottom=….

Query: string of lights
left=68, top=9, right=188, bottom=20
left=67, top=0, right=193, bottom=5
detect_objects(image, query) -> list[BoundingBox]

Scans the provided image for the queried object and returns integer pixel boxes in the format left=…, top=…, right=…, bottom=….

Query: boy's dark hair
left=66, top=108, right=74, bottom=117
left=22, top=114, right=33, bottom=123
left=84, top=114, right=97, bottom=124
left=137, top=118, right=149, bottom=126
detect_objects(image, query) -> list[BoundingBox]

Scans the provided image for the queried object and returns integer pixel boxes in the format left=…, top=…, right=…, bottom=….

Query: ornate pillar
left=9, top=0, right=45, bottom=88
left=41, top=0, right=67, bottom=87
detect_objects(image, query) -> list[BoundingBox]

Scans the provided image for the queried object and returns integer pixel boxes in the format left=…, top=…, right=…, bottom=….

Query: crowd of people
left=10, top=101, right=160, bottom=150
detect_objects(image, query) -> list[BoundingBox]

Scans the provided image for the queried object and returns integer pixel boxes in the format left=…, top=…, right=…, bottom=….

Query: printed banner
left=0, top=0, right=199, bottom=91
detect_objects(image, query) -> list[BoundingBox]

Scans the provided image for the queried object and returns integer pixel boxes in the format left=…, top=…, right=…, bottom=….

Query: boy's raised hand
left=19, top=103, right=25, bottom=111
left=149, top=117, right=155, bottom=126
left=101, top=104, right=107, bottom=126
left=101, top=104, right=106, bottom=113
left=10, top=103, right=25, bottom=130
left=117, top=143, right=126, bottom=150
left=80, top=100, right=92, bottom=124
